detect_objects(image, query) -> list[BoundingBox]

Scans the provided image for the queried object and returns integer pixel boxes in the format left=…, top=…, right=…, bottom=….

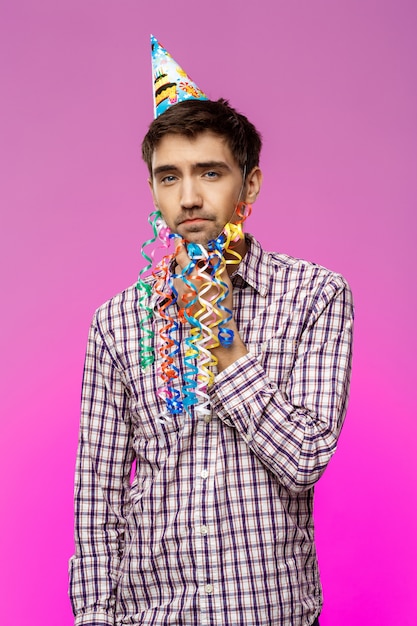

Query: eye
left=160, top=175, right=177, bottom=185
left=203, top=171, right=219, bottom=179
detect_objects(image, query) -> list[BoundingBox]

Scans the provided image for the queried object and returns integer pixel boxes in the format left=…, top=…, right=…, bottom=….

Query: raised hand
left=173, top=239, right=247, bottom=371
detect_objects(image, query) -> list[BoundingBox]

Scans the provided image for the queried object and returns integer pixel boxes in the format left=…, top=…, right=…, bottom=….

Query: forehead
left=151, top=131, right=238, bottom=170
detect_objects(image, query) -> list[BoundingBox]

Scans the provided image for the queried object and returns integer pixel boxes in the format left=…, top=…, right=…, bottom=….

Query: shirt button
left=200, top=525, right=208, bottom=535
left=203, top=415, right=211, bottom=424
left=205, top=584, right=213, bottom=594
left=200, top=469, right=209, bottom=479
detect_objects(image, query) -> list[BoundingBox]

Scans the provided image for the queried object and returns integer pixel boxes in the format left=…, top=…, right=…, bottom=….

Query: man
left=69, top=40, right=353, bottom=626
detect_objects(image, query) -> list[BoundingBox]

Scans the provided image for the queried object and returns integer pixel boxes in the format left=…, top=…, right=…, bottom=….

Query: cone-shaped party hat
left=151, top=35, right=208, bottom=119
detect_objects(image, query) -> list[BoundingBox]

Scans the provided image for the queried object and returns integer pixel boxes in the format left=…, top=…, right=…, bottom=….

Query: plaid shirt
left=69, top=234, right=353, bottom=626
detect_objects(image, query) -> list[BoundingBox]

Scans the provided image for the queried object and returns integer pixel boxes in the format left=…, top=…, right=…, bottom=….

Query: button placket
left=194, top=413, right=219, bottom=624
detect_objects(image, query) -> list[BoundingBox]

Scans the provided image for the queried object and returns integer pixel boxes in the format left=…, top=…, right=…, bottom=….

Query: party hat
left=151, top=34, right=208, bottom=119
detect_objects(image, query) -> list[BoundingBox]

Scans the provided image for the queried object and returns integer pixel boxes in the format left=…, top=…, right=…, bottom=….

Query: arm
left=69, top=314, right=135, bottom=626
left=209, top=275, right=354, bottom=492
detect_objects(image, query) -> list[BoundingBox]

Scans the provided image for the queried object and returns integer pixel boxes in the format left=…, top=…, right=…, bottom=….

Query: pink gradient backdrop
left=1, top=1, right=416, bottom=624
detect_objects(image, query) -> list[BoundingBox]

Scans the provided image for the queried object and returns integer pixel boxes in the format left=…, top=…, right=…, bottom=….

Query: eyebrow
left=152, top=161, right=232, bottom=177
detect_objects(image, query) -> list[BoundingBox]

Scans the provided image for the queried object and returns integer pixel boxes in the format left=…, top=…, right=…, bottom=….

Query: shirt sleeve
left=69, top=313, right=135, bottom=626
left=209, top=274, right=354, bottom=493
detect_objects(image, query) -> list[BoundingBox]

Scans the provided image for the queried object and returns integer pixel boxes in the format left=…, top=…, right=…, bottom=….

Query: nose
left=180, top=177, right=202, bottom=210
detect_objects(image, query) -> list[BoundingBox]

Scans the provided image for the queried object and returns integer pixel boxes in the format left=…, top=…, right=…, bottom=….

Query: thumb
left=174, top=239, right=190, bottom=270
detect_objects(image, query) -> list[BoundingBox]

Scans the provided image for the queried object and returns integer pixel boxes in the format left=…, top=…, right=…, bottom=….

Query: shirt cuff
left=74, top=611, right=113, bottom=626
left=210, top=352, right=293, bottom=431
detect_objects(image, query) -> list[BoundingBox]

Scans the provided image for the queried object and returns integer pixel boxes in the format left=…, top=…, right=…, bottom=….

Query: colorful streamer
left=136, top=210, right=163, bottom=369
left=137, top=202, right=252, bottom=417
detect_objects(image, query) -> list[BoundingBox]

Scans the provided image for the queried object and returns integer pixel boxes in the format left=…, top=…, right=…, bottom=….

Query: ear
left=243, top=167, right=263, bottom=204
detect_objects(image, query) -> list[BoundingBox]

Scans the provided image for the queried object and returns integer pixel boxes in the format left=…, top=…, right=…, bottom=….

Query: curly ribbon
left=182, top=243, right=220, bottom=415
left=179, top=249, right=201, bottom=414
left=151, top=228, right=186, bottom=418
left=153, top=254, right=182, bottom=418
left=206, top=233, right=233, bottom=347
left=163, top=267, right=184, bottom=415
left=215, top=202, right=253, bottom=347
left=136, top=210, right=163, bottom=369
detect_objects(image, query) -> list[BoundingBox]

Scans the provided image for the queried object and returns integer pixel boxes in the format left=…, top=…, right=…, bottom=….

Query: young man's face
left=149, top=131, right=253, bottom=247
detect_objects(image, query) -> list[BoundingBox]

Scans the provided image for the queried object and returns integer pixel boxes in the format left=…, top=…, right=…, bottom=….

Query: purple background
left=1, top=1, right=416, bottom=624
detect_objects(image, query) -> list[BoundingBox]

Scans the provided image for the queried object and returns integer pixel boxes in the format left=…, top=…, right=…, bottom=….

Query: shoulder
left=271, top=250, right=349, bottom=287
left=249, top=234, right=350, bottom=285
left=247, top=235, right=352, bottom=308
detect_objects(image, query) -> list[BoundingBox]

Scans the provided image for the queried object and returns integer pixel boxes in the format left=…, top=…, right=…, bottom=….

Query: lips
left=177, top=216, right=214, bottom=226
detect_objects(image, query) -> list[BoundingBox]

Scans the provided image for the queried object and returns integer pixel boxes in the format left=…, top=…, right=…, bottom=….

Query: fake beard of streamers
left=136, top=210, right=183, bottom=417
left=137, top=201, right=252, bottom=417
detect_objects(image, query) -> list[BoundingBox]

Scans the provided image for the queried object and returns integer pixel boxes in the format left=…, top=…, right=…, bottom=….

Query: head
left=142, top=99, right=263, bottom=248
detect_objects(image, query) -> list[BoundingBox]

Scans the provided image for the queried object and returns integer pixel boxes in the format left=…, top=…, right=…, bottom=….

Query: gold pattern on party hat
left=151, top=34, right=208, bottom=119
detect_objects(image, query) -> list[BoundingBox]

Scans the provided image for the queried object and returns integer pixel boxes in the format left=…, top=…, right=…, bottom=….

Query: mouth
left=178, top=217, right=211, bottom=225
left=175, top=218, right=218, bottom=243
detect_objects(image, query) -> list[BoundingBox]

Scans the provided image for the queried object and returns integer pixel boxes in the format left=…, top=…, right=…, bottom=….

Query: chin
left=182, top=226, right=224, bottom=245
left=183, top=236, right=211, bottom=250
left=179, top=232, right=212, bottom=245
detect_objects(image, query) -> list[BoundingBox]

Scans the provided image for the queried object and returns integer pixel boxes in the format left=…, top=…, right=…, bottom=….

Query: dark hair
left=142, top=98, right=262, bottom=176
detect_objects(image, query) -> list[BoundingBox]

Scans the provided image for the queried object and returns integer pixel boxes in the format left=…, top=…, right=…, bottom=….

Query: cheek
left=155, top=201, right=177, bottom=230
left=152, top=188, right=171, bottom=212
left=209, top=188, right=236, bottom=211
left=221, top=193, right=241, bottom=221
